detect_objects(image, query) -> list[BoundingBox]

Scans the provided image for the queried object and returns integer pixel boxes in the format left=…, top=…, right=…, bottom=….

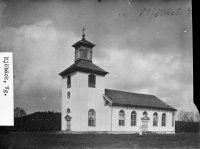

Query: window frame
left=87, top=51, right=90, bottom=59
left=67, top=92, right=70, bottom=99
left=66, top=108, right=71, bottom=114
left=88, top=74, right=96, bottom=88
left=88, top=109, right=96, bottom=127
left=153, top=112, right=158, bottom=126
left=131, top=111, right=137, bottom=126
left=143, top=111, right=148, bottom=116
left=119, top=110, right=125, bottom=126
left=77, top=51, right=80, bottom=58
left=161, top=113, right=166, bottom=127
left=67, top=75, right=71, bottom=88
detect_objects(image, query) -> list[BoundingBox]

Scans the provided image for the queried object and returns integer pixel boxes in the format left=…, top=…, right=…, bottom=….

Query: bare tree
left=177, top=110, right=198, bottom=122
left=14, top=107, right=26, bottom=118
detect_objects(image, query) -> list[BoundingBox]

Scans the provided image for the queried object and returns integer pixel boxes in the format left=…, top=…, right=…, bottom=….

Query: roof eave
left=72, top=41, right=96, bottom=48
left=59, top=67, right=109, bottom=77
left=112, top=102, right=177, bottom=111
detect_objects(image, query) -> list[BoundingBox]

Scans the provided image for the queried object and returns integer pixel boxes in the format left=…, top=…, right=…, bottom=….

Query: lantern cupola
left=72, top=27, right=95, bottom=62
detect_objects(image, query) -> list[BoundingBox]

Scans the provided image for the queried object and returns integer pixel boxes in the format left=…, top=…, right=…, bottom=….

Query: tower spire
left=82, top=27, right=86, bottom=40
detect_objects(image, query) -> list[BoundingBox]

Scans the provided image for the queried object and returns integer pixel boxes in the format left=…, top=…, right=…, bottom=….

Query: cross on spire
left=82, top=27, right=86, bottom=39
left=82, top=27, right=85, bottom=34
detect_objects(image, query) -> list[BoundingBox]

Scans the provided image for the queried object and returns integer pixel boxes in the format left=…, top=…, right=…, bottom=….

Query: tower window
left=67, top=75, right=71, bottom=88
left=87, top=51, right=90, bottom=59
left=162, top=113, right=166, bottom=126
left=88, top=74, right=96, bottom=88
left=131, top=111, right=137, bottom=126
left=153, top=112, right=158, bottom=126
left=67, top=108, right=71, bottom=114
left=88, top=109, right=96, bottom=126
left=67, top=92, right=70, bottom=99
left=77, top=51, right=80, bottom=58
left=119, top=110, right=125, bottom=126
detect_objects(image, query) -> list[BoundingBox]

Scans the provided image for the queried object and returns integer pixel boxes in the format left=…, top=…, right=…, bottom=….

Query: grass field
left=0, top=133, right=199, bottom=149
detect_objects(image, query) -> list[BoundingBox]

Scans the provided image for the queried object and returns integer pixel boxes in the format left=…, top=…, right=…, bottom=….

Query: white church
left=59, top=29, right=177, bottom=134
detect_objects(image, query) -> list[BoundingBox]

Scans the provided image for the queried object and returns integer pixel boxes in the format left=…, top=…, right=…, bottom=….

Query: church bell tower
left=59, top=28, right=109, bottom=132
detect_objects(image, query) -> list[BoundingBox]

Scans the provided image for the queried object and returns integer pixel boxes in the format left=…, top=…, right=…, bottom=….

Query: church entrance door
left=142, top=121, right=148, bottom=131
left=66, top=120, right=71, bottom=131
left=141, top=116, right=150, bottom=133
left=65, top=114, right=72, bottom=131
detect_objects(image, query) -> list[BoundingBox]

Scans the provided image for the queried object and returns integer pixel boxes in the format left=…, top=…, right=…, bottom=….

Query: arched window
left=88, top=109, right=95, bottom=126
left=66, top=108, right=71, bottom=114
left=172, top=113, right=175, bottom=127
left=88, top=74, right=96, bottom=88
left=162, top=113, right=166, bottom=126
left=143, top=111, right=148, bottom=116
left=131, top=111, right=137, bottom=126
left=119, top=110, right=125, bottom=126
left=153, top=112, right=158, bottom=126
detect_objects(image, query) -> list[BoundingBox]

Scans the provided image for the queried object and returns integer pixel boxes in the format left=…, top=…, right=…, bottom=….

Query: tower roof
left=59, top=59, right=109, bottom=76
left=72, top=27, right=95, bottom=48
left=72, top=38, right=95, bottom=48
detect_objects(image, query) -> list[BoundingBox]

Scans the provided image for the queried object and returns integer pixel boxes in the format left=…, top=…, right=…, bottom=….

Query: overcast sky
left=0, top=0, right=194, bottom=114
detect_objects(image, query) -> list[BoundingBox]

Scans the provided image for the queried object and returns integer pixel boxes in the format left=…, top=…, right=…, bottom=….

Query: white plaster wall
left=111, top=107, right=175, bottom=133
left=61, top=71, right=111, bottom=131
left=61, top=75, right=67, bottom=131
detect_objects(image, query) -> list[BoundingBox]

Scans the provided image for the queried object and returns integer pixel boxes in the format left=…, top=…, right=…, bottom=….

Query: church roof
left=59, top=60, right=109, bottom=76
left=105, top=89, right=177, bottom=111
